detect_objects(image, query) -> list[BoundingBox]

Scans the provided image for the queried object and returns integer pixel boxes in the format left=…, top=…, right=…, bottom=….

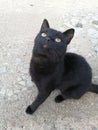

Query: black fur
left=26, top=19, right=98, bottom=114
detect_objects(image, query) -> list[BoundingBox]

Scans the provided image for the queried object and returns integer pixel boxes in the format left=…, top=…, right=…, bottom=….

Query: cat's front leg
left=26, top=90, right=51, bottom=114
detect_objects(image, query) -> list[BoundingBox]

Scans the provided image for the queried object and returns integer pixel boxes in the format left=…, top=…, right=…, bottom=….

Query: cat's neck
left=31, top=56, right=64, bottom=75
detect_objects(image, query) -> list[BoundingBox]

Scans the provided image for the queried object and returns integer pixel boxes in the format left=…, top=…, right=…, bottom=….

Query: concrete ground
left=0, top=0, right=98, bottom=130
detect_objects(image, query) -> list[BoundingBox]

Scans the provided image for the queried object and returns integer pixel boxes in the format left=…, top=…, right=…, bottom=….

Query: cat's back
left=64, top=52, right=92, bottom=74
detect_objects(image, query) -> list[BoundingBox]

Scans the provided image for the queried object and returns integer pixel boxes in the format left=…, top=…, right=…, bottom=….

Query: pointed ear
left=40, top=19, right=50, bottom=31
left=63, top=29, right=75, bottom=44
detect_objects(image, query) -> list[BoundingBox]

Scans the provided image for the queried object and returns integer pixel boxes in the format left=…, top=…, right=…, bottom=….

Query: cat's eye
left=55, top=38, right=61, bottom=43
left=41, top=32, right=47, bottom=37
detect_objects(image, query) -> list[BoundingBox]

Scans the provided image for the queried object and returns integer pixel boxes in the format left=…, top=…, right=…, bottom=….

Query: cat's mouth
left=33, top=53, right=48, bottom=59
left=36, top=54, right=47, bottom=58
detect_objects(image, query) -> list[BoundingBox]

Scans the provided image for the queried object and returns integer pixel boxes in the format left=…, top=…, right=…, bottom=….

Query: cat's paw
left=26, top=106, right=34, bottom=115
left=55, top=95, right=64, bottom=103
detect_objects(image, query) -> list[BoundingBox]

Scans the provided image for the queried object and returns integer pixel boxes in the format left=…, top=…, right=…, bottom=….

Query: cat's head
left=33, top=19, right=75, bottom=63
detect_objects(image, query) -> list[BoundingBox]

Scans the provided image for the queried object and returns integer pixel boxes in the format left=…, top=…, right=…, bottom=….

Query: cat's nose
left=46, top=37, right=50, bottom=41
left=43, top=44, right=48, bottom=48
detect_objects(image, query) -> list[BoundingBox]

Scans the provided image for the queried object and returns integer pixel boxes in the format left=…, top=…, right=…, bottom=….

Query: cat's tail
left=89, top=84, right=98, bottom=93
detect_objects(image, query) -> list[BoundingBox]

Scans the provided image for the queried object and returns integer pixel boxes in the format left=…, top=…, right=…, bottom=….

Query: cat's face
left=33, top=19, right=74, bottom=63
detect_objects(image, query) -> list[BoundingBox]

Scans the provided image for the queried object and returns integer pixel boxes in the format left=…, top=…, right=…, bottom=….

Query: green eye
left=55, top=38, right=61, bottom=43
left=41, top=32, right=47, bottom=37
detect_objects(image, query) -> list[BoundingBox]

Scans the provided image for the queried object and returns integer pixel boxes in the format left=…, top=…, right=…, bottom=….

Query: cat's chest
left=33, top=73, right=56, bottom=91
left=33, top=70, right=62, bottom=91
left=30, top=60, right=63, bottom=89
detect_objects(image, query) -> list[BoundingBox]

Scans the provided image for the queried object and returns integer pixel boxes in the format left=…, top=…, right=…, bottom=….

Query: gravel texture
left=0, top=0, right=98, bottom=130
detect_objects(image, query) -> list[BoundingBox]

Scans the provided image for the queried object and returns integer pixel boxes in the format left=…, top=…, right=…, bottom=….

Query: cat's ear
left=40, top=19, right=50, bottom=31
left=63, top=29, right=75, bottom=44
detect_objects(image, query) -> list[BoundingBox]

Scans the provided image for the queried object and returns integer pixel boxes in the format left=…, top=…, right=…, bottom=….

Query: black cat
left=26, top=19, right=98, bottom=114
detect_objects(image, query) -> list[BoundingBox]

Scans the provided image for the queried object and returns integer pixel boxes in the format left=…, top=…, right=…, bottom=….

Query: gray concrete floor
left=0, top=0, right=98, bottom=130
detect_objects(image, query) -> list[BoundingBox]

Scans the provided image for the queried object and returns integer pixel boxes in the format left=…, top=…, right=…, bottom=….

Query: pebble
left=30, top=4, right=34, bottom=7
left=91, top=126, right=98, bottom=130
left=50, top=126, right=57, bottom=130
left=20, top=69, right=28, bottom=74
left=90, top=38, right=97, bottom=45
left=6, top=89, right=13, bottom=97
left=88, top=28, right=98, bottom=39
left=69, top=128, right=74, bottom=130
left=94, top=25, right=98, bottom=29
left=21, top=75, right=27, bottom=80
left=0, top=88, right=13, bottom=97
left=15, top=58, right=22, bottom=65
left=17, top=76, right=27, bottom=82
left=92, top=15, right=98, bottom=22
left=71, top=18, right=79, bottom=26
left=92, top=20, right=98, bottom=25
left=12, top=95, right=18, bottom=100
left=94, top=76, right=98, bottom=79
left=26, top=77, right=33, bottom=87
left=8, top=127, right=22, bottom=130
left=13, top=89, right=20, bottom=94
left=0, top=88, right=6, bottom=95
left=17, top=77, right=22, bottom=82
left=18, top=80, right=25, bottom=86
left=0, top=66, right=7, bottom=74
left=87, top=53, right=92, bottom=58
left=75, top=22, right=83, bottom=28
left=22, top=87, right=27, bottom=91
left=94, top=46, right=98, bottom=53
